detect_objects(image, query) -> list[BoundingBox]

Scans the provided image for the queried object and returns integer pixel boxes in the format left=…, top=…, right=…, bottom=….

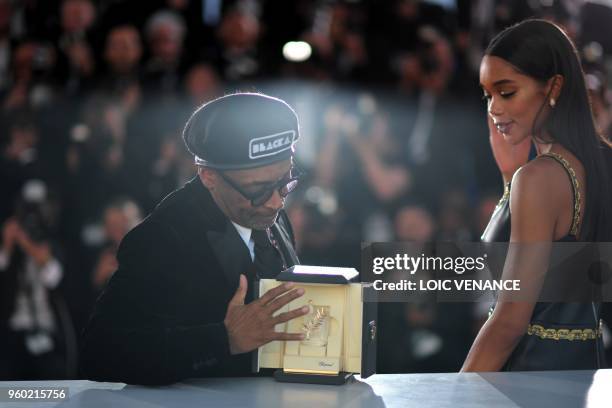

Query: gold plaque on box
left=255, top=265, right=377, bottom=385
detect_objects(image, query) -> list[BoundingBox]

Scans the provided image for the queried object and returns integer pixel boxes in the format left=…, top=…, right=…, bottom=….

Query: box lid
left=276, top=265, right=359, bottom=284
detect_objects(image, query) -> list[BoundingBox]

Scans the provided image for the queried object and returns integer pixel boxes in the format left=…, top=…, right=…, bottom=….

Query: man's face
left=201, top=159, right=292, bottom=230
left=61, top=0, right=95, bottom=34
left=150, top=24, right=183, bottom=64
left=105, top=26, right=142, bottom=73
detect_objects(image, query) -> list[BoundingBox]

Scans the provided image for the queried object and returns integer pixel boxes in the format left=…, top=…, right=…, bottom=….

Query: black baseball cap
left=183, top=93, right=300, bottom=170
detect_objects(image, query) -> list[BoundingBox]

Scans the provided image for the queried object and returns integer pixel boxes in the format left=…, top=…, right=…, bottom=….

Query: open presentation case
left=255, top=265, right=377, bottom=385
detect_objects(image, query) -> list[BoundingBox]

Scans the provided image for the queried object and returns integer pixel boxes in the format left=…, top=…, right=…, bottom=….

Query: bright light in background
left=358, top=93, right=377, bottom=115
left=583, top=41, right=603, bottom=62
left=283, top=41, right=312, bottom=62
left=305, top=186, right=338, bottom=215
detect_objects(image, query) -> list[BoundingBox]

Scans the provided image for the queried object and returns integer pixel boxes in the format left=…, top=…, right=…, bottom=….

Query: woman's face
left=480, top=55, right=551, bottom=145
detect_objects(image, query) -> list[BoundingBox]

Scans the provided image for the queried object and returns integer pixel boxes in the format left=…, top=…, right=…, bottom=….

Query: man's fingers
left=267, top=288, right=305, bottom=313
left=258, top=282, right=295, bottom=305
left=229, top=275, right=248, bottom=306
left=272, top=305, right=310, bottom=326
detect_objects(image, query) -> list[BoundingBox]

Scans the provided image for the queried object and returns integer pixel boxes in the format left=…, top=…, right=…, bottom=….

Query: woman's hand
left=488, top=116, right=531, bottom=184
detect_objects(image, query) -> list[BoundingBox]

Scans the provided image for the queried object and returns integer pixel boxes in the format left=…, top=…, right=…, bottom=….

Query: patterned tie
left=252, top=228, right=285, bottom=280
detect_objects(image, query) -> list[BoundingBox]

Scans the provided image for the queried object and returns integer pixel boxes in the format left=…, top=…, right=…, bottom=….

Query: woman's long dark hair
left=486, top=19, right=612, bottom=241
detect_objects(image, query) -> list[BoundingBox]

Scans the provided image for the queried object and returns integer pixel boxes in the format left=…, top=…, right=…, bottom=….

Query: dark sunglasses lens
left=252, top=190, right=274, bottom=207
left=251, top=177, right=300, bottom=206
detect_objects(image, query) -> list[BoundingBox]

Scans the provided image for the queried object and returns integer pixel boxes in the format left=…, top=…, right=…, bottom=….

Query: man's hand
left=224, top=275, right=309, bottom=355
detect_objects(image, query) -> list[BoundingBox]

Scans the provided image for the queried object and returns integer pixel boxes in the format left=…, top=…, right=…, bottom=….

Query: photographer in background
left=0, top=180, right=69, bottom=380
left=91, top=198, right=141, bottom=294
left=3, top=39, right=57, bottom=112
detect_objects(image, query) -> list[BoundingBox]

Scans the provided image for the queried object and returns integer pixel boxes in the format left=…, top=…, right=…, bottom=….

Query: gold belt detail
left=526, top=320, right=603, bottom=341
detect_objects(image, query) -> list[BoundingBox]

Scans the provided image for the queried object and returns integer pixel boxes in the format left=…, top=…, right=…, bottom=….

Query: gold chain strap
left=527, top=320, right=602, bottom=341
left=540, top=152, right=581, bottom=236
left=495, top=182, right=511, bottom=209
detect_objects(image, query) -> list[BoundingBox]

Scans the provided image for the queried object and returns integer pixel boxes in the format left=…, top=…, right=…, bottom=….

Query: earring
left=549, top=98, right=556, bottom=107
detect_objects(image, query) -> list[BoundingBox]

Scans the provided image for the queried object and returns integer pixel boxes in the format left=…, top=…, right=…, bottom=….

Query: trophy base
left=273, top=369, right=354, bottom=385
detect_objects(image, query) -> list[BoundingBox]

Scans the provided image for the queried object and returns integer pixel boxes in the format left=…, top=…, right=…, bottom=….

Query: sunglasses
left=217, top=167, right=303, bottom=207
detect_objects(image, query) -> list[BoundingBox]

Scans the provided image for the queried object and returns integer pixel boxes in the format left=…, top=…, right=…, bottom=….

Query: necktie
left=252, top=228, right=285, bottom=280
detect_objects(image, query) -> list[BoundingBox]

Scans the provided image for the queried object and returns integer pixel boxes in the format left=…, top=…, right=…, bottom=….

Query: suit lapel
left=183, top=176, right=253, bottom=288
left=206, top=224, right=253, bottom=288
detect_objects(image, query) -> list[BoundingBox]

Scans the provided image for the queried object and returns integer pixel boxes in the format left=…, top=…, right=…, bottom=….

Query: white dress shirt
left=231, top=221, right=255, bottom=261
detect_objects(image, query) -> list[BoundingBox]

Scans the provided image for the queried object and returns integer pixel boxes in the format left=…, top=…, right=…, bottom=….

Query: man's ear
left=546, top=74, right=564, bottom=101
left=198, top=167, right=217, bottom=190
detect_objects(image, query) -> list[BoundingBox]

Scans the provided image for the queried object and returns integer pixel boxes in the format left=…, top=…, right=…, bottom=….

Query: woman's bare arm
left=461, top=160, right=559, bottom=372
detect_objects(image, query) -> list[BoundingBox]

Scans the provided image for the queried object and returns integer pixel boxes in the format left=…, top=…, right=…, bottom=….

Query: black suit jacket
left=81, top=176, right=296, bottom=385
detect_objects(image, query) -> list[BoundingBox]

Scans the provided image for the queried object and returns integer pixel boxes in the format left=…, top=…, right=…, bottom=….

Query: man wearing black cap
left=81, top=93, right=309, bottom=385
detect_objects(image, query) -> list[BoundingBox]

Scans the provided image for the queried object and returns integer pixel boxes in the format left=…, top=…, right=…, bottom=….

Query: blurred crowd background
left=1, top=0, right=612, bottom=380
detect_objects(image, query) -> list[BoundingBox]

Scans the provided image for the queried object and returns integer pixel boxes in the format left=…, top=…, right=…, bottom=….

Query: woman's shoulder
left=512, top=156, right=567, bottom=194
left=509, top=153, right=580, bottom=234
left=504, top=158, right=571, bottom=240
left=509, top=155, right=574, bottom=215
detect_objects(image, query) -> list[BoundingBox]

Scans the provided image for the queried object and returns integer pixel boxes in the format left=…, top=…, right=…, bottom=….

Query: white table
left=1, top=369, right=610, bottom=408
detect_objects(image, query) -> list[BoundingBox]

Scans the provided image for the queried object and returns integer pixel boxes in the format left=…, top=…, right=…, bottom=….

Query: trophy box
left=255, top=265, right=377, bottom=385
